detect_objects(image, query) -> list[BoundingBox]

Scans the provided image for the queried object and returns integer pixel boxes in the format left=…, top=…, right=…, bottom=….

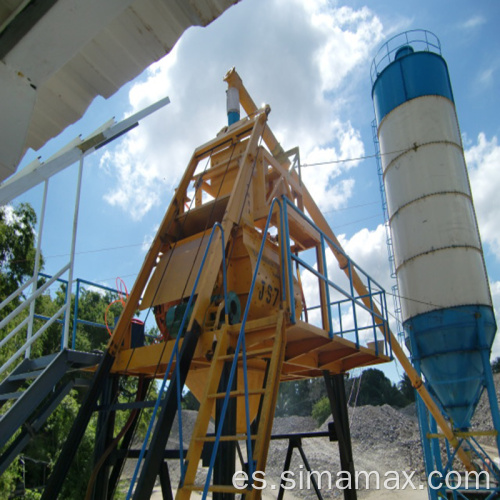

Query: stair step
left=208, top=388, right=266, bottom=399
left=27, top=353, right=59, bottom=371
left=73, top=378, right=92, bottom=388
left=196, top=434, right=257, bottom=443
left=217, top=347, right=273, bottom=361
left=0, top=391, right=23, bottom=402
left=7, top=369, right=45, bottom=382
left=182, top=484, right=249, bottom=494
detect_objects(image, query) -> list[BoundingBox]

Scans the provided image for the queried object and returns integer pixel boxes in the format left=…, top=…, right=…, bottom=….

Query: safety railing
left=0, top=263, right=70, bottom=377
left=370, top=29, right=441, bottom=84
left=204, top=196, right=391, bottom=495
left=282, top=197, right=391, bottom=357
left=129, top=194, right=392, bottom=496
left=0, top=272, right=153, bottom=380
left=127, top=222, right=229, bottom=499
left=33, top=275, right=148, bottom=350
left=0, top=95, right=170, bottom=381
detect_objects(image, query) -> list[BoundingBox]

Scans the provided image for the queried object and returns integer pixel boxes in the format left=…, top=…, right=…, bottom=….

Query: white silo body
left=380, top=95, right=491, bottom=320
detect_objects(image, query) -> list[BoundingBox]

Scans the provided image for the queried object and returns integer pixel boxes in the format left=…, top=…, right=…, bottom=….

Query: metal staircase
left=0, top=349, right=102, bottom=475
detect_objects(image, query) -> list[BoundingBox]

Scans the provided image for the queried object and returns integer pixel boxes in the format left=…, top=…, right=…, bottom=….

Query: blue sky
left=11, top=0, right=500, bottom=378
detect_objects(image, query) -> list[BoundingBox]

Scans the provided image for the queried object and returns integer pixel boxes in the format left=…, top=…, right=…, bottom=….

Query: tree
left=1, top=278, right=156, bottom=498
left=398, top=373, right=416, bottom=403
left=312, top=397, right=331, bottom=425
left=492, top=357, right=500, bottom=374
left=0, top=203, right=39, bottom=308
left=275, top=378, right=326, bottom=417
left=355, top=368, right=409, bottom=408
left=182, top=390, right=200, bottom=411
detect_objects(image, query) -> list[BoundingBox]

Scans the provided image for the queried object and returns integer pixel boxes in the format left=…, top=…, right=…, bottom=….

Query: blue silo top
left=371, top=30, right=454, bottom=125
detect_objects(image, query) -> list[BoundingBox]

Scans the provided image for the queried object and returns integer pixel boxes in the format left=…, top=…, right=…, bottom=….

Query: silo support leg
left=477, top=317, right=500, bottom=455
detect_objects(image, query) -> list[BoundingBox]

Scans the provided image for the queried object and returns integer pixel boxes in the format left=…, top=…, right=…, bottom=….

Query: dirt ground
left=150, top=486, right=429, bottom=499
left=142, top=373, right=500, bottom=499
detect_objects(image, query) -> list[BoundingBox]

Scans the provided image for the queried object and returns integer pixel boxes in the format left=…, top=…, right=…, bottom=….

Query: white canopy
left=0, top=0, right=240, bottom=181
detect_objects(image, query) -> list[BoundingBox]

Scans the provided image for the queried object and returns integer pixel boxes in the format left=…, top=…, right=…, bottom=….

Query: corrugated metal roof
left=0, top=0, right=240, bottom=182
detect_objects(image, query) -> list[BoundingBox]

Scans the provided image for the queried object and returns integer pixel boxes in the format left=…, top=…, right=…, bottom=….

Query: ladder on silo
left=371, top=120, right=403, bottom=342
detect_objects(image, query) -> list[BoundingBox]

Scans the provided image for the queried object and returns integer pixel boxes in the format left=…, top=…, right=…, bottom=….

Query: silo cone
left=372, top=34, right=496, bottom=430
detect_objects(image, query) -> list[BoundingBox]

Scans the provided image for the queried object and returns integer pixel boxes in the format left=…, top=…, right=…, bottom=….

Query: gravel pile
left=122, top=405, right=425, bottom=495
left=124, top=374, right=500, bottom=497
left=471, top=373, right=500, bottom=431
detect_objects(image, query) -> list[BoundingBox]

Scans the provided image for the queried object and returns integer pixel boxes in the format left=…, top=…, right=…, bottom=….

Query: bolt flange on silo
left=371, top=31, right=496, bottom=430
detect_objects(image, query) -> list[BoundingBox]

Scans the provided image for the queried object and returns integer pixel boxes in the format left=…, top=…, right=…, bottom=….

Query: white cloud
left=141, top=224, right=159, bottom=253
left=461, top=15, right=486, bottom=30
left=477, top=60, right=500, bottom=89
left=466, top=133, right=500, bottom=258
left=100, top=0, right=384, bottom=219
left=299, top=222, right=397, bottom=347
left=338, top=224, right=392, bottom=291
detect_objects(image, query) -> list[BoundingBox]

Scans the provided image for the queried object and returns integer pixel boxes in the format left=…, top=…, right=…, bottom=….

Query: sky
left=10, top=0, right=500, bottom=380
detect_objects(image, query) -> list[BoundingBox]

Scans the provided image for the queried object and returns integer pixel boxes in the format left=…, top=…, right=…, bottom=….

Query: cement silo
left=371, top=30, right=496, bottom=430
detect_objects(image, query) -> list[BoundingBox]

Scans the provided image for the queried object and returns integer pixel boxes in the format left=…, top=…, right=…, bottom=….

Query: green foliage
left=492, top=357, right=500, bottom=374
left=0, top=461, right=22, bottom=497
left=73, top=288, right=122, bottom=352
left=354, top=368, right=410, bottom=408
left=182, top=390, right=200, bottom=411
left=0, top=202, right=163, bottom=498
left=398, top=373, right=416, bottom=403
left=279, top=369, right=413, bottom=425
left=275, top=378, right=326, bottom=417
left=312, top=396, right=331, bottom=425
left=24, top=490, right=42, bottom=500
left=0, top=203, right=39, bottom=306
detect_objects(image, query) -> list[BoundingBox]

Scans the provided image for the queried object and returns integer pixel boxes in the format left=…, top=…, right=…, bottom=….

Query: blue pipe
left=320, top=234, right=333, bottom=339
left=282, top=198, right=387, bottom=292
left=282, top=201, right=296, bottom=324
left=290, top=253, right=386, bottom=324
left=367, top=278, right=377, bottom=354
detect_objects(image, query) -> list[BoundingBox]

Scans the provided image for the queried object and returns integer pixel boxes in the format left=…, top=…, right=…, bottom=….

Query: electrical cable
left=331, top=213, right=383, bottom=230
left=349, top=369, right=364, bottom=427
left=300, top=147, right=408, bottom=168
left=104, top=277, right=128, bottom=336
left=9, top=202, right=383, bottom=267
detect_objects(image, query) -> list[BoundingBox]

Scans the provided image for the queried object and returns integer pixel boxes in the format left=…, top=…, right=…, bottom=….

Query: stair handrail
left=0, top=263, right=71, bottom=377
left=0, top=276, right=35, bottom=311
left=127, top=222, right=228, bottom=499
